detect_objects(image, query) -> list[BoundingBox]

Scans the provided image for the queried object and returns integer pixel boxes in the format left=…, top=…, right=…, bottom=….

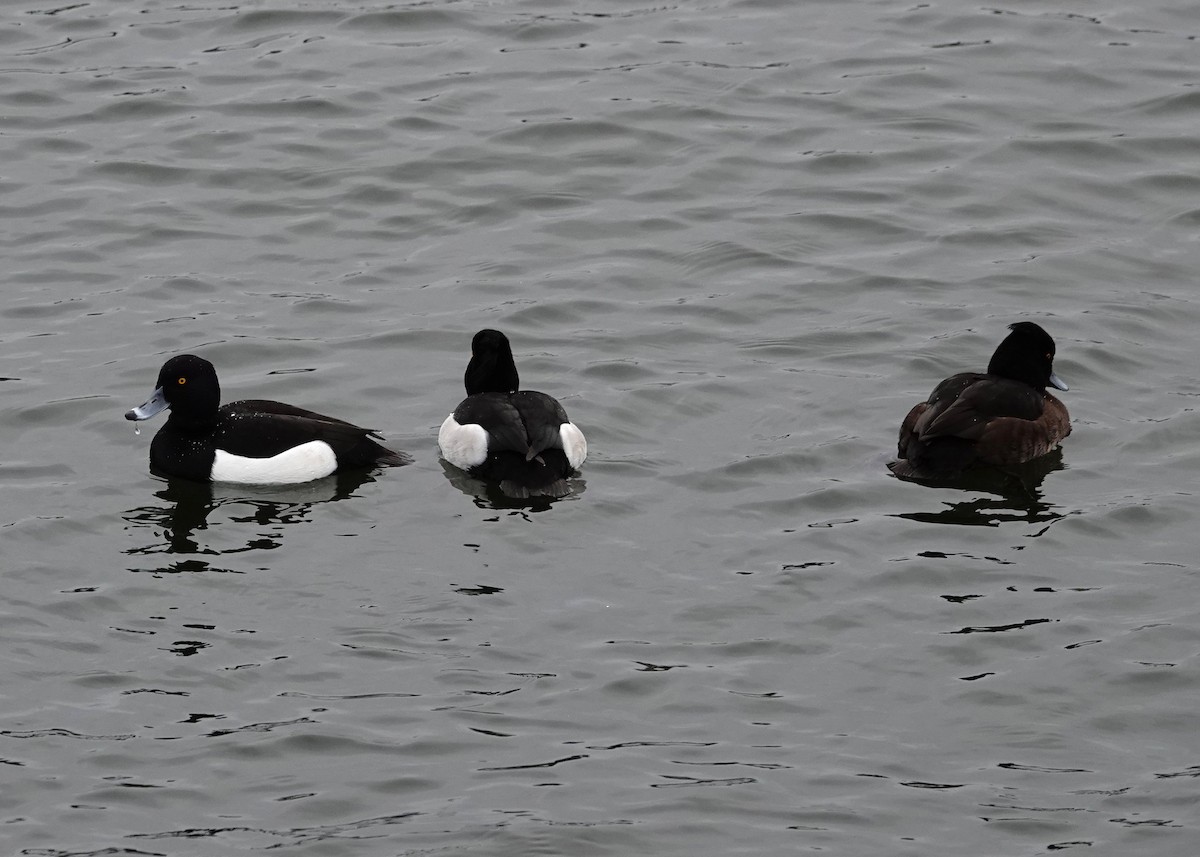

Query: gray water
left=2, top=1, right=1199, bottom=854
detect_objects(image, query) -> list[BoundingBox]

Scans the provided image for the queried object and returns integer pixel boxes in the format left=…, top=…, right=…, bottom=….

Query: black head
left=464, top=329, right=519, bottom=395
left=987, top=322, right=1068, bottom=391
left=126, top=354, right=222, bottom=426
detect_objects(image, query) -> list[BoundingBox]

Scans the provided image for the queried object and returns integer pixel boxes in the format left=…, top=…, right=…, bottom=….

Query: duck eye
left=177, top=377, right=187, bottom=385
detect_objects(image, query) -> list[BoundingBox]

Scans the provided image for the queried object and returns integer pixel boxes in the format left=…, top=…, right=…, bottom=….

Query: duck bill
left=126, top=386, right=169, bottom=421
left=1049, top=372, right=1068, bottom=392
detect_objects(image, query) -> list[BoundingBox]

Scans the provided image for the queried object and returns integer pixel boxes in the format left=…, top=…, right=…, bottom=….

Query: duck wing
left=452, top=391, right=573, bottom=462
left=510, top=391, right=571, bottom=461
left=974, top=393, right=1071, bottom=465
left=451, top=394, right=532, bottom=456
left=916, top=376, right=1044, bottom=442
left=217, top=400, right=401, bottom=463
left=897, top=401, right=925, bottom=457
left=234, top=399, right=388, bottom=438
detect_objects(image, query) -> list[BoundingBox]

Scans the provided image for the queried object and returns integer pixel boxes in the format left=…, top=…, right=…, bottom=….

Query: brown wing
left=916, top=378, right=1044, bottom=442
left=897, top=402, right=928, bottom=458
left=897, top=373, right=984, bottom=458
left=975, top=393, right=1071, bottom=465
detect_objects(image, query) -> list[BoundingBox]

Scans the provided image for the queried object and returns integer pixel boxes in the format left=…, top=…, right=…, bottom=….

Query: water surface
left=2, top=1, right=1199, bottom=854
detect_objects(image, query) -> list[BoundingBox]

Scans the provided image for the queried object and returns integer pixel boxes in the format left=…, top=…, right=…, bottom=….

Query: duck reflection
left=892, top=448, right=1066, bottom=528
left=122, top=469, right=377, bottom=572
left=438, top=460, right=585, bottom=513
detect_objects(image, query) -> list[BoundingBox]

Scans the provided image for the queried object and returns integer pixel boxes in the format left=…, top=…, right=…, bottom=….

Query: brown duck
left=889, top=322, right=1070, bottom=479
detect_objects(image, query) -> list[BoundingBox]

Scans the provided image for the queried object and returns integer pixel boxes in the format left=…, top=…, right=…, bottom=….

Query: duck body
left=127, top=355, right=408, bottom=484
left=890, top=322, right=1070, bottom=479
left=438, top=329, right=586, bottom=498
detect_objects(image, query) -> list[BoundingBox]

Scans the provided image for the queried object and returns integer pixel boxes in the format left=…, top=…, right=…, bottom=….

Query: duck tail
left=375, top=446, right=413, bottom=467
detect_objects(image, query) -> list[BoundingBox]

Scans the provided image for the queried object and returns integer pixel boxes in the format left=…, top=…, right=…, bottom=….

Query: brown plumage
left=889, top=322, right=1071, bottom=480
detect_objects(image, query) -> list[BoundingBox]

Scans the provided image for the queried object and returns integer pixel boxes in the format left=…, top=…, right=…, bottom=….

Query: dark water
left=2, top=1, right=1199, bottom=854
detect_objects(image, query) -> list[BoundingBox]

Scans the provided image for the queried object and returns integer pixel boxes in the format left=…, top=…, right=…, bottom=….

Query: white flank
left=211, top=440, right=338, bottom=484
left=438, top=415, right=489, bottom=469
left=560, top=422, right=587, bottom=470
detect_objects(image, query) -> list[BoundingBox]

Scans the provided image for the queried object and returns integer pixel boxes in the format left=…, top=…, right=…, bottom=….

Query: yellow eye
left=177, top=377, right=187, bottom=385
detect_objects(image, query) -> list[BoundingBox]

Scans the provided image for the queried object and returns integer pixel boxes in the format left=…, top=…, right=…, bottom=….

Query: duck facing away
left=438, top=329, right=587, bottom=498
left=126, top=354, right=409, bottom=483
left=889, top=322, right=1070, bottom=480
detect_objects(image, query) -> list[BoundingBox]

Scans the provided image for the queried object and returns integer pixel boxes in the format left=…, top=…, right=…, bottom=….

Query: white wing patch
left=211, top=440, right=338, bottom=484
left=560, top=422, right=587, bottom=470
left=439, top=415, right=489, bottom=469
